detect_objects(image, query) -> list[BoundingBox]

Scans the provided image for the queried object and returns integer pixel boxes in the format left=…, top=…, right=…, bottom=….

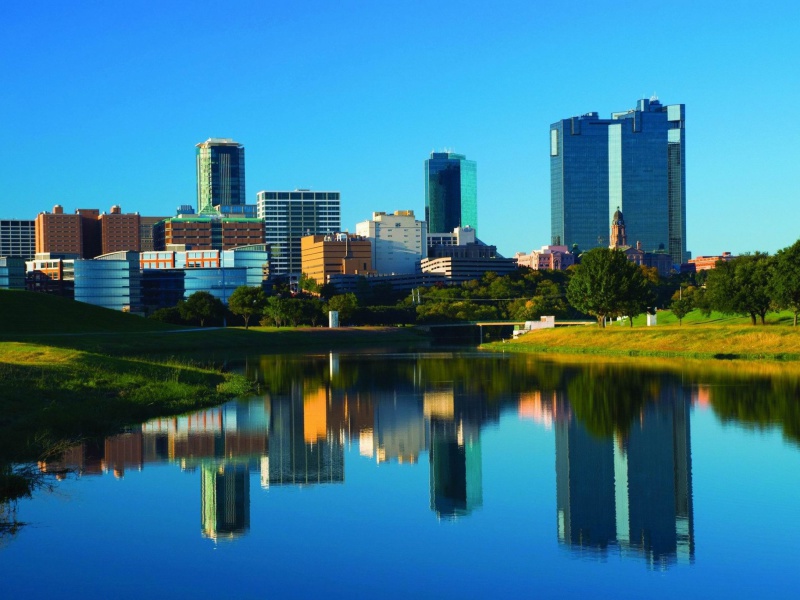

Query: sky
left=2, top=0, right=799, bottom=258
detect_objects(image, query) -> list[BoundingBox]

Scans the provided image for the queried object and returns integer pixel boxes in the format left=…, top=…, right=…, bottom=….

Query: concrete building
left=419, top=254, right=517, bottom=283
left=25, top=254, right=75, bottom=296
left=355, top=210, right=427, bottom=275
left=425, top=152, right=478, bottom=236
left=427, top=226, right=476, bottom=253
left=257, top=190, right=341, bottom=277
left=301, top=233, right=374, bottom=286
left=196, top=138, right=246, bottom=213
left=551, top=97, right=687, bottom=264
left=515, top=245, right=575, bottom=271
left=0, top=219, right=36, bottom=260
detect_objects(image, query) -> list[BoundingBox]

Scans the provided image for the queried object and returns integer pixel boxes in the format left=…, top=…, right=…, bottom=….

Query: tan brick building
left=35, top=205, right=83, bottom=256
left=36, top=205, right=143, bottom=258
left=100, top=205, right=141, bottom=255
left=301, top=233, right=374, bottom=285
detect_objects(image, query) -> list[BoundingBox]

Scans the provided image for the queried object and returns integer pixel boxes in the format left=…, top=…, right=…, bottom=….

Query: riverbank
left=482, top=323, right=800, bottom=360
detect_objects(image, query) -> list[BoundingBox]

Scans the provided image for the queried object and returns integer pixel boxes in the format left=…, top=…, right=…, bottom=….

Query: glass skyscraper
left=425, top=152, right=478, bottom=235
left=550, top=98, right=686, bottom=264
left=196, top=138, right=246, bottom=213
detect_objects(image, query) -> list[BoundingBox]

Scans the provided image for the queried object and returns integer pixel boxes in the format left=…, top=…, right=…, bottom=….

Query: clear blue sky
left=2, top=0, right=798, bottom=258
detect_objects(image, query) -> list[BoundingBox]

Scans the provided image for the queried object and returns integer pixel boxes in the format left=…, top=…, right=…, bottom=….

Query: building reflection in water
left=555, top=390, right=695, bottom=567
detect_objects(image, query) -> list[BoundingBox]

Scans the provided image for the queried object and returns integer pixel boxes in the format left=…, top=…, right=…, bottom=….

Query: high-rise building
left=550, top=97, right=686, bottom=264
left=153, top=215, right=264, bottom=251
left=35, top=205, right=82, bottom=257
left=355, top=210, right=427, bottom=275
left=196, top=138, right=246, bottom=213
left=0, top=220, right=36, bottom=260
left=139, top=216, right=170, bottom=252
left=99, top=205, right=140, bottom=255
left=425, top=152, right=477, bottom=235
left=256, top=190, right=341, bottom=277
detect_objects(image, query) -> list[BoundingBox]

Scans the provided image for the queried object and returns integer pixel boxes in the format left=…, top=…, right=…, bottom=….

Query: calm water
left=2, top=351, right=800, bottom=598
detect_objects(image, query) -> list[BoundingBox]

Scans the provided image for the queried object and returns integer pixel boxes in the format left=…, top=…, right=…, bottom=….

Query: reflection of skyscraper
left=555, top=417, right=617, bottom=550
left=429, top=419, right=482, bottom=518
left=267, top=384, right=344, bottom=486
left=201, top=463, right=250, bottom=540
left=374, top=393, right=427, bottom=464
left=555, top=391, right=694, bottom=566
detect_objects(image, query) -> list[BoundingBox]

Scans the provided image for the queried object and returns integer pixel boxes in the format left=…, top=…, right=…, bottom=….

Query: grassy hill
left=0, top=289, right=180, bottom=335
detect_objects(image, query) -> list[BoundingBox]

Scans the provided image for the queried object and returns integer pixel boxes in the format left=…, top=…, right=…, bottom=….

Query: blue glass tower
left=425, top=152, right=477, bottom=235
left=550, top=98, right=686, bottom=264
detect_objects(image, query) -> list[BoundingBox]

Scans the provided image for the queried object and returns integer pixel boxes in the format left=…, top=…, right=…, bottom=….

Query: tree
left=670, top=297, right=693, bottom=325
left=705, top=252, right=772, bottom=325
left=299, top=273, right=320, bottom=295
left=262, top=296, right=289, bottom=327
left=566, top=248, right=651, bottom=328
left=227, top=286, right=267, bottom=329
left=178, top=291, right=225, bottom=327
left=770, top=239, right=800, bottom=326
left=326, top=293, right=358, bottom=324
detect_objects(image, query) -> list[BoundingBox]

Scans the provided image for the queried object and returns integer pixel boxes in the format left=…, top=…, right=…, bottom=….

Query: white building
left=427, top=226, right=476, bottom=250
left=355, top=210, right=426, bottom=275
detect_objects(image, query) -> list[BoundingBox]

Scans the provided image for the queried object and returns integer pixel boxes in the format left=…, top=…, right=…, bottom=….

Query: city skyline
left=3, top=2, right=798, bottom=258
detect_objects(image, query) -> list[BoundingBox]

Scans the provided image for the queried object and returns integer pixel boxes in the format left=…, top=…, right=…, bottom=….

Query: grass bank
left=484, top=315, right=800, bottom=360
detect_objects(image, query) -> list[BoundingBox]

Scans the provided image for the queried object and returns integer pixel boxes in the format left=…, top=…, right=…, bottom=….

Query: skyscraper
left=256, top=190, right=341, bottom=277
left=550, top=98, right=686, bottom=264
left=425, top=152, right=477, bottom=235
left=196, top=138, right=246, bottom=213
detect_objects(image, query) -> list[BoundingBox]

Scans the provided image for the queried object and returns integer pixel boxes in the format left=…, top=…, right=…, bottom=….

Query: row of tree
left=151, top=238, right=800, bottom=329
left=670, top=240, right=800, bottom=326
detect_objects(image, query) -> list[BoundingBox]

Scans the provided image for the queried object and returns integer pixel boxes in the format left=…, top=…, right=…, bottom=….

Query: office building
left=550, top=97, right=686, bottom=264
left=301, top=233, right=374, bottom=286
left=153, top=215, right=264, bottom=251
left=0, top=219, right=35, bottom=260
left=139, top=216, right=169, bottom=252
left=257, top=190, right=341, bottom=277
left=99, top=205, right=140, bottom=255
left=514, top=245, right=575, bottom=271
left=35, top=206, right=82, bottom=257
left=73, top=251, right=143, bottom=313
left=355, top=210, right=427, bottom=275
left=425, top=152, right=477, bottom=235
left=0, top=257, right=26, bottom=289
left=36, top=205, right=142, bottom=258
left=196, top=138, right=246, bottom=213
left=25, top=254, right=75, bottom=296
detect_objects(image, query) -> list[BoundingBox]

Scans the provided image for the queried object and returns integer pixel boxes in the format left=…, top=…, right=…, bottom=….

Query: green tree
left=262, top=296, right=290, bottom=327
left=705, top=252, right=772, bottom=325
left=670, top=297, right=693, bottom=325
left=326, top=293, right=358, bottom=324
left=770, top=239, right=800, bottom=326
left=227, top=286, right=267, bottom=329
left=178, top=291, right=225, bottom=327
left=566, top=248, right=651, bottom=328
left=299, top=273, right=320, bottom=295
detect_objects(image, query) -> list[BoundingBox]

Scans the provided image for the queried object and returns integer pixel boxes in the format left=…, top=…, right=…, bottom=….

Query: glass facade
left=425, top=152, right=478, bottom=235
left=550, top=99, right=687, bottom=264
left=196, top=139, right=246, bottom=213
left=257, top=191, right=341, bottom=277
left=74, top=252, right=142, bottom=313
left=0, top=257, right=26, bottom=289
left=222, top=244, right=270, bottom=287
left=184, top=267, right=247, bottom=304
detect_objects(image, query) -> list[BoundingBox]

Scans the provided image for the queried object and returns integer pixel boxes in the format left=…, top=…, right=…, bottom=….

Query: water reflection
left=555, top=391, right=694, bottom=567
left=26, top=352, right=800, bottom=568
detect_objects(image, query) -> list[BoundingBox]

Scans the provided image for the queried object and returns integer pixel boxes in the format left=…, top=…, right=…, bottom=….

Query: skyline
left=3, top=1, right=799, bottom=258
